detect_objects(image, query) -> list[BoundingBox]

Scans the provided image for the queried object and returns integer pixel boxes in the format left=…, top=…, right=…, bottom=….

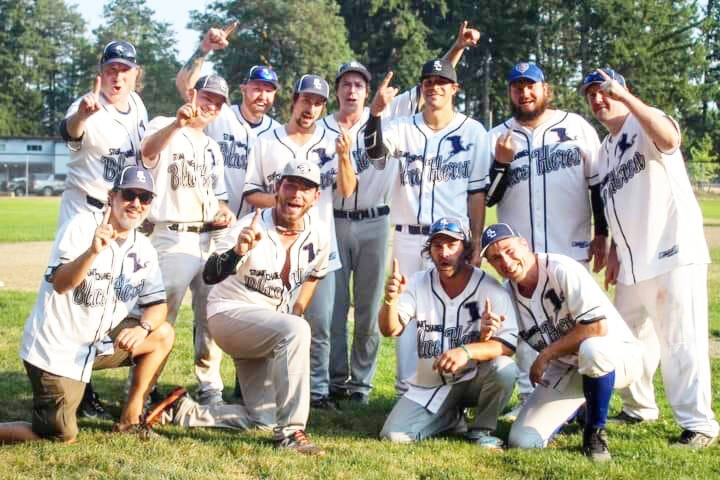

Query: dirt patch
left=0, top=241, right=53, bottom=292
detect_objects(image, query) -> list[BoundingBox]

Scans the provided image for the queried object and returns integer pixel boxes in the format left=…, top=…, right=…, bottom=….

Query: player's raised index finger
left=224, top=20, right=239, bottom=36
left=250, top=208, right=261, bottom=228
left=484, top=297, right=492, bottom=314
left=102, top=206, right=112, bottom=225
left=392, top=257, right=400, bottom=275
left=595, top=68, right=611, bottom=81
left=459, top=20, right=468, bottom=34
left=380, top=71, right=394, bottom=88
left=93, top=75, right=102, bottom=97
left=191, top=89, right=198, bottom=110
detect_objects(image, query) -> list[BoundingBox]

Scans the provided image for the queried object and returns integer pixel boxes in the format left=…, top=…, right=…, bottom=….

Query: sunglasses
left=120, top=189, right=153, bottom=205
left=248, top=66, right=279, bottom=84
left=430, top=217, right=466, bottom=236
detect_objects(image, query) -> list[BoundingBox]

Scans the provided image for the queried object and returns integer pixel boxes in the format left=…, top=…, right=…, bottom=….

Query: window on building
left=26, top=144, right=42, bottom=152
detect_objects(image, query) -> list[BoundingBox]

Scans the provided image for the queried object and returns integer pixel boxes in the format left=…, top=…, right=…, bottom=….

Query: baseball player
left=140, top=74, right=235, bottom=406
left=326, top=21, right=483, bottom=404
left=485, top=62, right=608, bottom=418
left=0, top=166, right=173, bottom=444
left=143, top=160, right=328, bottom=456
left=481, top=223, right=641, bottom=461
left=175, top=23, right=281, bottom=218
left=58, top=40, right=149, bottom=419
left=365, top=58, right=491, bottom=394
left=243, top=74, right=356, bottom=409
left=379, top=217, right=518, bottom=447
left=581, top=68, right=718, bottom=447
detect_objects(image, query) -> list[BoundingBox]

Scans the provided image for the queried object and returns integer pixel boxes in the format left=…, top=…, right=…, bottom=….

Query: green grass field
left=0, top=197, right=61, bottom=242
left=0, top=196, right=719, bottom=479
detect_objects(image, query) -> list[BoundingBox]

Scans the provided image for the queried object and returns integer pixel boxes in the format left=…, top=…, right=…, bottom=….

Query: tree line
left=1, top=0, right=718, bottom=168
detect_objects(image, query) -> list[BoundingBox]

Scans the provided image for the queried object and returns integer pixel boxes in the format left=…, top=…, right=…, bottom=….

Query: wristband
left=461, top=344, right=473, bottom=361
left=139, top=321, right=153, bottom=335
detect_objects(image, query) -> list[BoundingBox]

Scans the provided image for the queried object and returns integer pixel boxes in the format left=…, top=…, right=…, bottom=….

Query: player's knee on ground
left=577, top=336, right=615, bottom=378
left=380, top=429, right=418, bottom=443
left=508, top=424, right=545, bottom=449
left=487, top=356, right=520, bottom=393
left=33, top=407, right=79, bottom=443
left=152, top=321, right=175, bottom=354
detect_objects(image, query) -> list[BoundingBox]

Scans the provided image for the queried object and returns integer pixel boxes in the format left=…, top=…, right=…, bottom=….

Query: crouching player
left=481, top=223, right=641, bottom=461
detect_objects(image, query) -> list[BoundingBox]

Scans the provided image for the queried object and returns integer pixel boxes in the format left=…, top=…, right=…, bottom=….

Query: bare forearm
left=468, top=192, right=486, bottom=248
left=176, top=47, right=209, bottom=100
left=443, top=41, right=466, bottom=68
left=465, top=340, right=512, bottom=362
left=336, top=152, right=357, bottom=198
left=64, top=111, right=91, bottom=140
left=52, top=248, right=98, bottom=294
left=140, top=303, right=168, bottom=331
left=292, top=278, right=319, bottom=316
left=245, top=191, right=276, bottom=208
left=379, top=302, right=404, bottom=337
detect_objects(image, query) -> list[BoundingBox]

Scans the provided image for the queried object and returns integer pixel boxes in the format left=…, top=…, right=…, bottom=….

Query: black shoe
left=348, top=392, right=369, bottom=405
left=233, top=379, right=243, bottom=400
left=79, top=383, right=113, bottom=420
left=583, top=427, right=611, bottom=462
left=311, top=396, right=340, bottom=411
left=607, top=411, right=645, bottom=425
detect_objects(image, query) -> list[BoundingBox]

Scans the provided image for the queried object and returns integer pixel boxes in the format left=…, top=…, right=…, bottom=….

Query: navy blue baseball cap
left=294, top=74, right=329, bottom=100
left=420, top=58, right=457, bottom=83
left=579, top=68, right=627, bottom=95
left=101, top=41, right=138, bottom=68
left=430, top=217, right=469, bottom=242
left=335, top=61, right=371, bottom=85
left=194, top=75, right=230, bottom=104
left=508, top=62, right=545, bottom=84
left=480, top=223, right=520, bottom=257
left=246, top=65, right=280, bottom=89
left=114, top=166, right=155, bottom=194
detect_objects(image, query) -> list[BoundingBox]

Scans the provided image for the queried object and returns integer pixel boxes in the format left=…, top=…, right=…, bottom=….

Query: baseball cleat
left=277, top=430, right=325, bottom=456
left=606, top=411, right=646, bottom=425
left=583, top=427, right=611, bottom=462
left=674, top=430, right=718, bottom=449
left=79, top=383, right=113, bottom=420
left=144, top=386, right=187, bottom=426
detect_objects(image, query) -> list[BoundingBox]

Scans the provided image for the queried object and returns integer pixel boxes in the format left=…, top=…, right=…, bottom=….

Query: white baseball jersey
left=508, top=253, right=636, bottom=375
left=396, top=267, right=518, bottom=412
left=20, top=211, right=165, bottom=382
left=145, top=116, right=228, bottom=224
left=489, top=111, right=601, bottom=261
left=245, top=110, right=281, bottom=137
left=64, top=91, right=148, bottom=201
left=380, top=112, right=490, bottom=225
left=388, top=85, right=422, bottom=118
left=207, top=208, right=330, bottom=317
left=243, top=125, right=342, bottom=270
left=597, top=110, right=710, bottom=284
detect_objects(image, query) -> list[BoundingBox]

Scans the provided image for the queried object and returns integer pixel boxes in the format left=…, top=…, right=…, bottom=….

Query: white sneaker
left=465, top=429, right=504, bottom=451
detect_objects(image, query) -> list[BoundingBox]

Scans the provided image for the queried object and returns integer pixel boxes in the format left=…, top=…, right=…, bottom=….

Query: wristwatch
left=139, top=321, right=153, bottom=335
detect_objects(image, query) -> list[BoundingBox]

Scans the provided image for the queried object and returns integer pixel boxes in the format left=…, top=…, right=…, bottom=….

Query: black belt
left=395, top=224, right=431, bottom=235
left=167, top=223, right=227, bottom=233
left=86, top=195, right=105, bottom=209
left=333, top=205, right=389, bottom=221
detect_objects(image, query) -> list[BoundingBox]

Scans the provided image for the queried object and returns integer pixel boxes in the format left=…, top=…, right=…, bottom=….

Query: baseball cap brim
left=102, top=58, right=138, bottom=68
left=199, top=87, right=230, bottom=105
left=479, top=223, right=519, bottom=257
left=336, top=66, right=371, bottom=84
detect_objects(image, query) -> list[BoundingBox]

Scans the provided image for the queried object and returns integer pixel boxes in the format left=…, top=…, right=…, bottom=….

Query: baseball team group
left=0, top=19, right=715, bottom=461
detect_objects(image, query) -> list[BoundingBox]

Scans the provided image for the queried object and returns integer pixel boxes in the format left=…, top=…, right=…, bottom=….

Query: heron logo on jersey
left=102, top=148, right=135, bottom=182
left=352, top=149, right=371, bottom=173
left=313, top=147, right=335, bottom=167
left=219, top=134, right=249, bottom=171
left=127, top=252, right=149, bottom=273
left=600, top=151, right=646, bottom=200
left=446, top=135, right=473, bottom=161
left=615, top=133, right=637, bottom=161
left=551, top=128, right=576, bottom=143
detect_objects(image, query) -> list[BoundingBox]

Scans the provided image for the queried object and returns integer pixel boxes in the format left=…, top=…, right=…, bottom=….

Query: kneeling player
left=379, top=217, right=518, bottom=448
left=144, top=160, right=328, bottom=456
left=481, top=223, right=641, bottom=461
left=0, top=167, right=173, bottom=444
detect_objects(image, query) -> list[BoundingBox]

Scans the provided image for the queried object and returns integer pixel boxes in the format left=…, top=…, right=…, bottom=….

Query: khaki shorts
left=24, top=318, right=140, bottom=440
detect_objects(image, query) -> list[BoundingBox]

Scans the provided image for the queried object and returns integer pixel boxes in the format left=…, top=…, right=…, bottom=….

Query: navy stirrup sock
left=582, top=370, right=615, bottom=429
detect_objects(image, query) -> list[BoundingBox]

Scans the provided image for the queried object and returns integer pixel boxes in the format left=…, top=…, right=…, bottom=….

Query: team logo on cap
left=296, top=164, right=310, bottom=173
left=136, top=171, right=147, bottom=183
left=313, top=78, right=322, bottom=89
left=433, top=61, right=443, bottom=71
left=486, top=228, right=497, bottom=239
left=516, top=63, right=530, bottom=73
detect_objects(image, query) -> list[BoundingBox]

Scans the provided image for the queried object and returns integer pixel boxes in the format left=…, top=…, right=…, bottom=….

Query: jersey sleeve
left=50, top=213, right=98, bottom=269
left=637, top=108, right=682, bottom=157
left=63, top=96, right=84, bottom=151
left=243, top=140, right=266, bottom=195
left=553, top=258, right=607, bottom=325
left=468, top=125, right=491, bottom=194
left=385, top=86, right=420, bottom=119
left=142, top=116, right=176, bottom=173
left=396, top=271, right=421, bottom=326
left=136, top=241, right=167, bottom=308
left=578, top=116, right=602, bottom=186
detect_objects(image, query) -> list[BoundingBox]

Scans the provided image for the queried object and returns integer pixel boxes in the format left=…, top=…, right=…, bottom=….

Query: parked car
left=31, top=173, right=66, bottom=196
left=6, top=177, right=28, bottom=196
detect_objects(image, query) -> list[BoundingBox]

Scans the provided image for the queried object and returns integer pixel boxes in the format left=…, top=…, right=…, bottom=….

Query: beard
left=510, top=95, right=549, bottom=123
